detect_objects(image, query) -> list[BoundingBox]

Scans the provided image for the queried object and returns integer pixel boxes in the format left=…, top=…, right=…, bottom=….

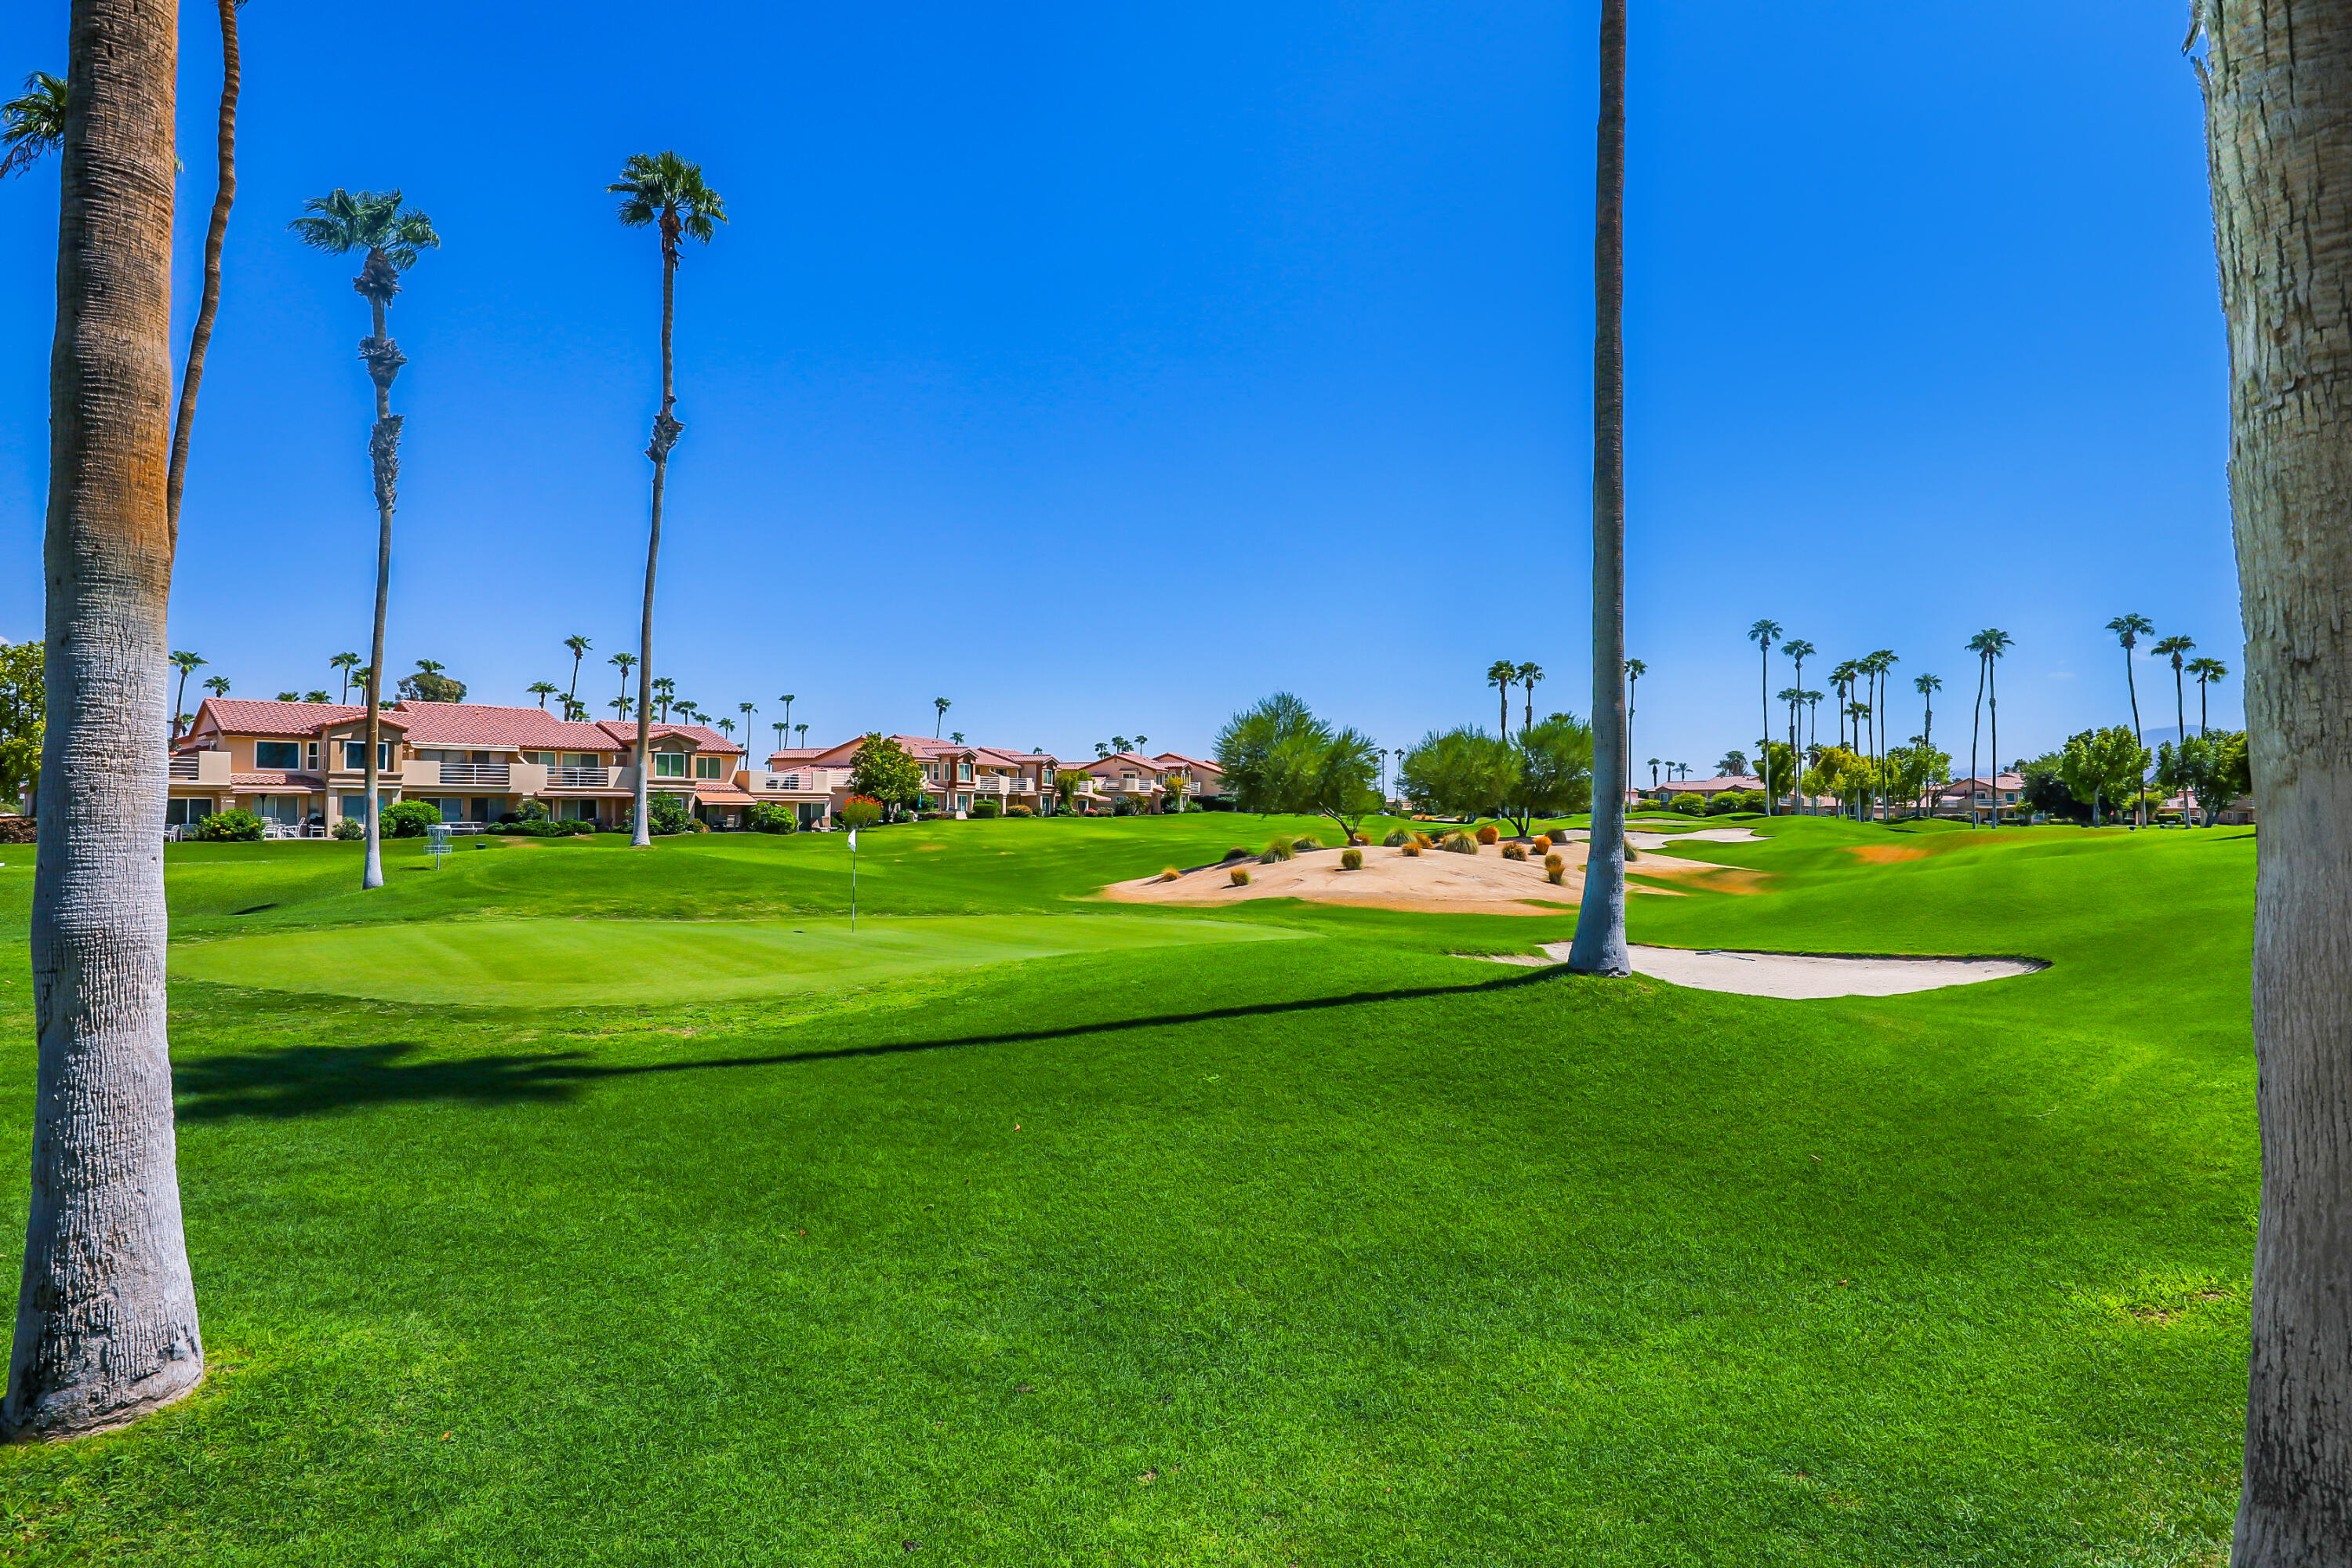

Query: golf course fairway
left=171, top=913, right=1313, bottom=1007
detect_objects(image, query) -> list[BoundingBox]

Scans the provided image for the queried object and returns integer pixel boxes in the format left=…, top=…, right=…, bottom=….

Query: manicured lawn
left=0, top=815, right=2253, bottom=1564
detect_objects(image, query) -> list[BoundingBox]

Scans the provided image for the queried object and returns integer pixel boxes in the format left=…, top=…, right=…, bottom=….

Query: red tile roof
left=1086, top=752, right=1161, bottom=771
left=191, top=699, right=372, bottom=738
left=1152, top=752, right=1220, bottom=773
left=693, top=782, right=757, bottom=804
left=229, top=771, right=320, bottom=790
left=390, top=702, right=618, bottom=750
left=594, top=720, right=742, bottom=756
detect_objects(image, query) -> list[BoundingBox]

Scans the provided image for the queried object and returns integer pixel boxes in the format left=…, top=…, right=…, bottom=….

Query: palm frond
left=289, top=187, right=440, bottom=268
left=609, top=149, right=728, bottom=241
left=0, top=71, right=66, bottom=180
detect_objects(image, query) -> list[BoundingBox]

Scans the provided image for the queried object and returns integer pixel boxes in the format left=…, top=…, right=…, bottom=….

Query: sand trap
left=1472, top=943, right=2045, bottom=998
left=1548, top=826, right=1765, bottom=848
left=1100, top=840, right=1733, bottom=916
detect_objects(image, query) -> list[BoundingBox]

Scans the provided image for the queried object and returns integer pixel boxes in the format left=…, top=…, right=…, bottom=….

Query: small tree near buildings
left=847, top=734, right=924, bottom=820
left=2058, top=726, right=2151, bottom=827
left=0, top=639, right=43, bottom=810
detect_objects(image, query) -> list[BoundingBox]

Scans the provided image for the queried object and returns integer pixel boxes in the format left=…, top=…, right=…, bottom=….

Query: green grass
left=0, top=814, right=2254, bottom=1564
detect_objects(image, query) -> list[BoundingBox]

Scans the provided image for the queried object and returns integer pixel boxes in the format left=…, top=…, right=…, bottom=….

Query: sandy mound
left=1472, top=943, right=2044, bottom=998
left=1100, top=840, right=1732, bottom=916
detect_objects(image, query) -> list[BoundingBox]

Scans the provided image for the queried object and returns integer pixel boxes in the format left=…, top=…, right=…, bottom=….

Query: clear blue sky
left=0, top=1, right=2231, bottom=767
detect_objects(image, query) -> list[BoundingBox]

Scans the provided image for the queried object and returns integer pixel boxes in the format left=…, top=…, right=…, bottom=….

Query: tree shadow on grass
left=174, top=967, right=1575, bottom=1121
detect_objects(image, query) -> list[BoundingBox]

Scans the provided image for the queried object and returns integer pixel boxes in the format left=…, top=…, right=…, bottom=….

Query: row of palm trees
left=1749, top=621, right=2000, bottom=822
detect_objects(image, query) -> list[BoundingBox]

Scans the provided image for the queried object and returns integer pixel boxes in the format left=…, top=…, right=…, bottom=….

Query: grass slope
left=0, top=815, right=2254, bottom=1565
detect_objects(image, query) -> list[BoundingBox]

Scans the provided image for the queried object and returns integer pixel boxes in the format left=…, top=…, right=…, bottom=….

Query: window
left=165, top=797, right=212, bottom=826
left=341, top=740, right=393, bottom=771
left=654, top=752, right=687, bottom=777
left=695, top=756, right=723, bottom=779
left=956, top=793, right=972, bottom=811
left=305, top=742, right=320, bottom=771
left=339, top=795, right=370, bottom=821
left=956, top=761, right=972, bottom=781
left=255, top=740, right=300, bottom=769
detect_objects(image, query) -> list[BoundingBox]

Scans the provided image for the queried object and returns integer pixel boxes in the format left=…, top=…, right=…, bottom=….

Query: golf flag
left=847, top=829, right=858, bottom=852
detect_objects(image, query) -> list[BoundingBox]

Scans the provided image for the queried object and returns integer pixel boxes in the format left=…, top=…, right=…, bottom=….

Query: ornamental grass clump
left=1382, top=828, right=1410, bottom=847
left=1223, top=846, right=1251, bottom=861
left=1544, top=852, right=1566, bottom=886
left=1532, top=836, right=1552, bottom=853
left=1260, top=836, right=1296, bottom=863
left=1475, top=823, right=1500, bottom=845
left=1340, top=848, right=1363, bottom=870
left=1442, top=831, right=1478, bottom=855
left=1290, top=835, right=1323, bottom=852
left=1501, top=843, right=1528, bottom=862
left=1156, top=866, right=1181, bottom=883
left=1401, top=838, right=1424, bottom=857
left=1229, top=866, right=1250, bottom=887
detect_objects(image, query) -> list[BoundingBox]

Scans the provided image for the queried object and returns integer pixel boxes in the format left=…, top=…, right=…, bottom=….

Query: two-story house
left=778, top=735, right=1065, bottom=817
left=169, top=699, right=746, bottom=833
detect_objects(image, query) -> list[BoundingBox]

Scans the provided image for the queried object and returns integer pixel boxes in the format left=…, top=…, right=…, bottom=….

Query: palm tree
left=10, top=2, right=204, bottom=1439
left=611, top=151, right=727, bottom=849
left=608, top=652, right=635, bottom=707
left=779, top=693, right=795, bottom=739
left=652, top=676, right=676, bottom=723
left=771, top=721, right=786, bottom=754
left=564, top=635, right=591, bottom=707
left=795, top=723, right=808, bottom=748
left=1748, top=620, right=1782, bottom=814
left=302, top=690, right=330, bottom=705
left=2187, top=656, right=2228, bottom=734
left=2107, top=613, right=2154, bottom=742
left=1647, top=757, right=1660, bottom=789
left=202, top=674, right=230, bottom=702
left=331, top=651, right=361, bottom=703
left=934, top=697, right=952, bottom=737
left=1914, top=672, right=1942, bottom=817
left=527, top=681, right=558, bottom=709
left=1485, top=659, right=1518, bottom=734
left=1623, top=658, right=1646, bottom=800
left=1846, top=702, right=1871, bottom=818
left=1567, top=0, right=1629, bottom=979
left=950, top=731, right=965, bottom=745
left=1828, top=659, right=1859, bottom=752
left=610, top=695, right=633, bottom=720
left=739, top=702, right=757, bottom=750
left=169, top=652, right=206, bottom=741
left=1967, top=629, right=2013, bottom=825
left=1780, top=637, right=1814, bottom=809
left=289, top=187, right=440, bottom=891
left=1516, top=662, right=1544, bottom=737
left=165, top=0, right=245, bottom=539
left=1865, top=650, right=1897, bottom=822
left=0, top=71, right=64, bottom=179
left=2154, top=633, right=2196, bottom=744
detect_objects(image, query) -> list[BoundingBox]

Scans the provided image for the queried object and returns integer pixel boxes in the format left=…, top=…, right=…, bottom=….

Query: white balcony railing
left=547, top=767, right=608, bottom=788
left=435, top=762, right=510, bottom=787
left=169, top=757, right=198, bottom=779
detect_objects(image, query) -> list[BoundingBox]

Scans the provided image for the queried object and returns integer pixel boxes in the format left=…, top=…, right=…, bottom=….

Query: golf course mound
left=171, top=914, right=1310, bottom=1007
left=1473, top=942, right=2046, bottom=997
left=1102, top=837, right=1739, bottom=914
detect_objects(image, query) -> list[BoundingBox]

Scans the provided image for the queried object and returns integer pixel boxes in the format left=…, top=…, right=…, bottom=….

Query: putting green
left=171, top=914, right=1311, bottom=1007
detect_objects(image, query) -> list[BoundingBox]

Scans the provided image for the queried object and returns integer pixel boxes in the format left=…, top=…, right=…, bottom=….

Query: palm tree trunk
left=361, top=287, right=394, bottom=891
left=2203, top=5, right=2352, bottom=1556
left=1969, top=656, right=1985, bottom=828
left=9, top=0, right=204, bottom=1439
left=1568, top=0, right=1628, bottom=978
left=2174, top=661, right=2187, bottom=746
left=2200, top=677, right=2209, bottom=736
left=633, top=239, right=681, bottom=849
left=162, top=0, right=236, bottom=538
left=2125, top=648, right=2143, bottom=742
left=1497, top=681, right=1508, bottom=736
left=1759, top=644, right=1773, bottom=816
left=1987, top=659, right=2000, bottom=826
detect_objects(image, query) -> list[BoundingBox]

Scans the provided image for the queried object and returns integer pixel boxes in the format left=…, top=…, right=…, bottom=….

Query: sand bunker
left=1473, top=943, right=2044, bottom=998
left=1100, top=840, right=1733, bottom=916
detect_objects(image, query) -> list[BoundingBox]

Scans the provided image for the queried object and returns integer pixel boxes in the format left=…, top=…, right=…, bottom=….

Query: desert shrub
left=1340, top=847, right=1363, bottom=870
left=1382, top=828, right=1410, bottom=847
left=1501, top=843, right=1527, bottom=862
left=1222, top=846, right=1252, bottom=861
left=1546, top=866, right=1566, bottom=885
left=746, top=802, right=800, bottom=834
left=1156, top=866, right=1181, bottom=882
left=1475, top=823, right=1500, bottom=845
left=1260, top=836, right=1296, bottom=863
left=1532, top=836, right=1551, bottom=853
left=1229, top=866, right=1250, bottom=887
left=381, top=800, right=441, bottom=838
left=623, top=794, right=700, bottom=837
left=1402, top=840, right=1424, bottom=857
left=1290, top=835, right=1323, bottom=852
left=1006, top=804, right=1034, bottom=817
left=1544, top=853, right=1565, bottom=872
left=331, top=818, right=365, bottom=841
left=1441, top=831, right=1478, bottom=855
left=197, top=808, right=266, bottom=842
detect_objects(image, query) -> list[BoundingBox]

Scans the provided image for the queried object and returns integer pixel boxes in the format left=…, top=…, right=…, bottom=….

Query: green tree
left=0, top=641, right=45, bottom=808
left=2057, top=725, right=2150, bottom=827
left=169, top=650, right=205, bottom=741
left=1515, top=662, right=1544, bottom=737
left=846, top=733, right=924, bottom=818
left=1399, top=728, right=1519, bottom=821
left=0, top=71, right=64, bottom=179
left=1214, top=692, right=1325, bottom=813
left=1512, top=713, right=1595, bottom=830
left=2186, top=656, right=2228, bottom=735
left=289, top=187, right=440, bottom=891
left=1216, top=694, right=1381, bottom=840
left=611, top=150, right=727, bottom=848
left=331, top=651, right=361, bottom=703
left=397, top=660, right=464, bottom=703
left=2156, top=730, right=2250, bottom=827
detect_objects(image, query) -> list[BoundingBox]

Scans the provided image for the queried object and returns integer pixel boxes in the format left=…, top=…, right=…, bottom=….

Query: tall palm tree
left=2187, top=656, right=2227, bottom=735
left=779, top=693, right=795, bottom=740
left=1646, top=757, right=1659, bottom=789
left=2154, top=633, right=2196, bottom=743
left=1829, top=659, right=1859, bottom=752
left=564, top=634, right=591, bottom=707
left=934, top=697, right=952, bottom=737
left=1780, top=637, right=1814, bottom=810
left=610, top=651, right=634, bottom=706
left=201, top=673, right=230, bottom=702
left=611, top=150, right=726, bottom=848
left=1866, top=650, right=1897, bottom=822
left=1516, top=662, right=1543, bottom=737
left=1748, top=620, right=1781, bottom=815
left=739, top=702, right=757, bottom=753
left=165, top=0, right=243, bottom=539
left=1969, top=629, right=2012, bottom=825
left=1623, top=659, right=1645, bottom=802
left=1567, top=0, right=1629, bottom=978
left=331, top=650, right=360, bottom=703
left=0, top=71, right=65, bottom=179
left=652, top=675, right=675, bottom=723
left=289, top=187, right=439, bottom=890
left=526, top=681, right=558, bottom=709
left=1486, top=659, right=1518, bottom=735
left=1777, top=685, right=1803, bottom=793
left=9, top=0, right=203, bottom=1440
left=169, top=651, right=206, bottom=741
left=2107, top=612, right=2154, bottom=743
left=1915, top=672, right=1942, bottom=816
left=795, top=723, right=808, bottom=748
left=771, top=721, right=786, bottom=754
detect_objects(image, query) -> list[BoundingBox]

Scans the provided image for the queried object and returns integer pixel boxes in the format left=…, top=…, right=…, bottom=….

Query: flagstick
left=850, top=827, right=858, bottom=932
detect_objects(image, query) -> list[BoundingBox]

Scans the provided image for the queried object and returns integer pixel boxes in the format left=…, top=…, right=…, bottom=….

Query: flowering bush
left=837, top=795, right=884, bottom=830
left=197, top=808, right=266, bottom=842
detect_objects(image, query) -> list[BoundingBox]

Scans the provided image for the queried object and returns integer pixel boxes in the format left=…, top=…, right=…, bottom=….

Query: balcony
left=546, top=766, right=609, bottom=789
left=168, top=750, right=231, bottom=786
left=435, top=762, right=510, bottom=787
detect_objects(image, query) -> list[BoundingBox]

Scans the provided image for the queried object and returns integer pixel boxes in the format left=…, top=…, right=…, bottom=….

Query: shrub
left=381, top=800, right=441, bottom=839
left=1402, top=840, right=1424, bottom=857
left=1223, top=846, right=1252, bottom=861
left=746, top=802, right=799, bottom=834
left=1441, top=831, right=1478, bottom=855
left=197, top=808, right=266, bottom=842
left=916, top=810, right=951, bottom=822
left=494, top=818, right=598, bottom=838
left=1544, top=853, right=1565, bottom=872
left=1546, top=866, right=1566, bottom=886
left=1532, top=836, right=1551, bottom=853
left=1672, top=792, right=1709, bottom=815
left=1229, top=866, right=1250, bottom=887
left=1290, top=835, right=1323, bottom=853
left=1382, top=828, right=1410, bottom=847
left=624, top=794, right=700, bottom=837
left=1260, top=836, right=1296, bottom=863
left=1340, top=848, right=1363, bottom=870
left=1501, top=843, right=1527, bottom=862
left=971, top=799, right=1001, bottom=818
left=1006, top=804, right=1034, bottom=817
left=1156, top=866, right=1182, bottom=883
left=1111, top=796, right=1140, bottom=816
left=331, top=818, right=365, bottom=841
left=837, top=795, right=884, bottom=830
left=1475, top=823, right=1500, bottom=845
